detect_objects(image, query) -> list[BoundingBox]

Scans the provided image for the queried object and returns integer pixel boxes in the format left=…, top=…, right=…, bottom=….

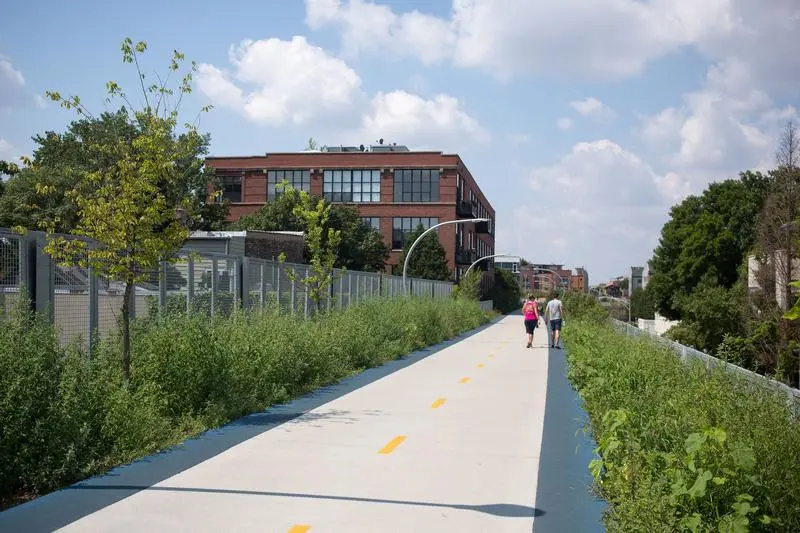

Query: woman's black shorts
left=524, top=319, right=537, bottom=334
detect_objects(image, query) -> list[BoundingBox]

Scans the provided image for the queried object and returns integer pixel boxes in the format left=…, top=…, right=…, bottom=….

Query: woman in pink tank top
left=522, top=294, right=540, bottom=348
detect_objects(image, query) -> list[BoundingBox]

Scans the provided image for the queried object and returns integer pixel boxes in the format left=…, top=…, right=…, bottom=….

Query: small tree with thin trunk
left=280, top=183, right=342, bottom=311
left=40, top=38, right=211, bottom=380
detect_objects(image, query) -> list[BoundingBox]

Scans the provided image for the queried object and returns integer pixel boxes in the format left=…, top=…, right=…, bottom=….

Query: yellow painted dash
left=378, top=435, right=407, bottom=454
left=477, top=363, right=485, bottom=368
left=488, top=354, right=495, bottom=358
left=287, top=526, right=311, bottom=533
left=431, top=398, right=446, bottom=409
left=459, top=377, right=471, bottom=384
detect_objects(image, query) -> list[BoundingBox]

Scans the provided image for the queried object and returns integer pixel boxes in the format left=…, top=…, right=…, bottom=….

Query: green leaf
left=685, top=432, right=706, bottom=455
left=687, top=470, right=713, bottom=498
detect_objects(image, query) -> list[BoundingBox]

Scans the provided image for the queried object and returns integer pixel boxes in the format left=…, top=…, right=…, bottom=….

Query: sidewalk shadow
left=70, top=485, right=544, bottom=519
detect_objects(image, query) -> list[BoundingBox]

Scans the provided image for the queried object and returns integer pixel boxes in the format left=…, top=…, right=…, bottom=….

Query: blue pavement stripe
left=0, top=316, right=502, bottom=533
left=533, top=345, right=606, bottom=532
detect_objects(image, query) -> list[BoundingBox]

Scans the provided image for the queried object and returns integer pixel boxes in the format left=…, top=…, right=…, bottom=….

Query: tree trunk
left=121, top=278, right=133, bottom=381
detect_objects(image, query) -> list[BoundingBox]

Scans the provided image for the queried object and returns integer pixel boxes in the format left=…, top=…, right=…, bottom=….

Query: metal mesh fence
left=0, top=231, right=24, bottom=315
left=1, top=226, right=456, bottom=349
left=612, top=318, right=800, bottom=418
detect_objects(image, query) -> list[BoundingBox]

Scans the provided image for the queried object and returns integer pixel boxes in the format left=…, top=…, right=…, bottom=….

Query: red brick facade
left=206, top=151, right=495, bottom=278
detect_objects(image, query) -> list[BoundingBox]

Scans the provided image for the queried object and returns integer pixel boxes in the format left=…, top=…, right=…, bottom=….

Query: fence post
left=276, top=262, right=282, bottom=310
left=88, top=266, right=98, bottom=355
left=339, top=272, right=344, bottom=309
left=158, top=261, right=167, bottom=310
left=211, top=258, right=218, bottom=316
left=348, top=272, right=352, bottom=307
left=187, top=256, right=195, bottom=313
left=34, top=236, right=54, bottom=323
left=240, top=256, right=250, bottom=311
left=304, top=270, right=310, bottom=318
left=290, top=276, right=296, bottom=314
left=260, top=262, right=267, bottom=310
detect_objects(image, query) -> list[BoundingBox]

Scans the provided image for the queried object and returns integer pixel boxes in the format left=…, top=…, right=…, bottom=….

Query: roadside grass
left=565, top=317, right=800, bottom=532
left=0, top=297, right=490, bottom=510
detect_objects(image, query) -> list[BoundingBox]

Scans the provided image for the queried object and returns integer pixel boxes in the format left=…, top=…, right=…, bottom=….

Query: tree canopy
left=394, top=224, right=450, bottom=281
left=0, top=110, right=227, bottom=234
left=647, top=171, right=770, bottom=320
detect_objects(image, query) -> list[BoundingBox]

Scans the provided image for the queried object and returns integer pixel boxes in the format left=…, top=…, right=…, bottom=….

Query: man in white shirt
left=545, top=293, right=565, bottom=349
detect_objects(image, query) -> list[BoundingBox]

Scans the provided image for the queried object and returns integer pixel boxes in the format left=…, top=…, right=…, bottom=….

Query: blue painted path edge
left=0, top=315, right=502, bottom=533
left=533, top=344, right=607, bottom=532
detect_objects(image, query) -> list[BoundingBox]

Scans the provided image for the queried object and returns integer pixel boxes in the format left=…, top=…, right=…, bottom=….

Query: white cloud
left=196, top=36, right=362, bottom=126
left=353, top=90, right=488, bottom=150
left=569, top=97, right=615, bottom=118
left=500, top=139, right=684, bottom=281
left=33, top=94, right=47, bottom=109
left=198, top=36, right=487, bottom=150
left=0, top=58, right=24, bottom=87
left=509, top=133, right=532, bottom=145
left=640, top=57, right=799, bottom=191
left=0, top=138, right=13, bottom=158
left=306, top=0, right=734, bottom=81
left=305, top=0, right=455, bottom=64
left=556, top=117, right=573, bottom=131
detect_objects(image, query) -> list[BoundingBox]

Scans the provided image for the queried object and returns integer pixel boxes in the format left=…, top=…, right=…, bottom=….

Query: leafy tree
left=394, top=224, right=450, bottom=281
left=488, top=269, right=522, bottom=314
left=648, top=171, right=770, bottom=320
left=664, top=282, right=746, bottom=353
left=281, top=186, right=341, bottom=310
left=0, top=110, right=226, bottom=233
left=630, top=287, right=655, bottom=321
left=453, top=269, right=481, bottom=301
left=327, top=207, right=389, bottom=272
left=41, top=38, right=210, bottom=380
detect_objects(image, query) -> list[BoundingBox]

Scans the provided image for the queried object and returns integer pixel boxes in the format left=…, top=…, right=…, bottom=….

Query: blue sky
left=2, top=0, right=799, bottom=283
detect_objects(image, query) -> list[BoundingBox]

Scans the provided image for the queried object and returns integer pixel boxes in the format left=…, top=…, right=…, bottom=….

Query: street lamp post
left=402, top=218, right=490, bottom=295
left=463, top=253, right=519, bottom=280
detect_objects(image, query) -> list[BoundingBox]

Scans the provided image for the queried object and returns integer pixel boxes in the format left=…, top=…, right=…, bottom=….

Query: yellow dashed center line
left=431, top=398, right=446, bottom=409
left=488, top=354, right=495, bottom=358
left=378, top=435, right=407, bottom=454
left=287, top=526, right=311, bottom=533
left=459, top=377, right=471, bottom=384
left=477, top=363, right=485, bottom=368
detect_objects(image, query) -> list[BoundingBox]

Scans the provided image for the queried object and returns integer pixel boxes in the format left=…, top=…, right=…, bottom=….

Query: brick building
left=570, top=267, right=589, bottom=293
left=205, top=145, right=495, bottom=279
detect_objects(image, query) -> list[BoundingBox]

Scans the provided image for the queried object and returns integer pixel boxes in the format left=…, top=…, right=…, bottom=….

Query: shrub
left=0, top=296, right=490, bottom=509
left=566, top=320, right=800, bottom=531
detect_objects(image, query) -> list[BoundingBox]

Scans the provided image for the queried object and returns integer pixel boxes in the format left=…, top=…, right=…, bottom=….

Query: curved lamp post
left=463, top=253, right=519, bottom=280
left=402, top=218, right=490, bottom=295
left=597, top=294, right=631, bottom=323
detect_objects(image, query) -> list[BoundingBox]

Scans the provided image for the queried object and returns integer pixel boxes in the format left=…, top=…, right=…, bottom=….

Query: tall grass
left=566, top=319, right=800, bottom=531
left=0, top=297, right=490, bottom=509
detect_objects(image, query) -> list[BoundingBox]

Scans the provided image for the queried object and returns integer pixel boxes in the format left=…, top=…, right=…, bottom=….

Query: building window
left=220, top=175, right=242, bottom=203
left=323, top=169, right=381, bottom=203
left=393, top=169, right=440, bottom=202
left=392, top=217, right=439, bottom=249
left=361, top=217, right=380, bottom=230
left=268, top=170, right=310, bottom=200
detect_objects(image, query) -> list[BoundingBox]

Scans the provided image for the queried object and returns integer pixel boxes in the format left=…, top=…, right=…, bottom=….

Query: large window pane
left=267, top=169, right=309, bottom=200
left=220, top=175, right=242, bottom=203
left=323, top=169, right=381, bottom=202
left=393, top=168, right=440, bottom=202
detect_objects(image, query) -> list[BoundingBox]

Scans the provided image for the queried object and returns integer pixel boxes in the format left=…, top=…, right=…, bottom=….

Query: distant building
left=570, top=267, right=589, bottom=293
left=630, top=266, right=644, bottom=296
left=205, top=144, right=495, bottom=280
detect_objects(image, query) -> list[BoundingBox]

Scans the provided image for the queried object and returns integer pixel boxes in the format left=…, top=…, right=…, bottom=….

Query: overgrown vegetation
left=645, top=122, right=800, bottom=386
left=488, top=268, right=522, bottom=313
left=0, top=296, right=490, bottom=510
left=564, top=300, right=800, bottom=532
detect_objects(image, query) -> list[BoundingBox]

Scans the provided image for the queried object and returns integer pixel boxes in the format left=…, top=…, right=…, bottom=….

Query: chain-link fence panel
left=0, top=232, right=24, bottom=316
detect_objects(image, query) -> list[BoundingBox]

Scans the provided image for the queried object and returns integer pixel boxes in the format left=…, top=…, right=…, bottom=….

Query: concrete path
left=1, top=314, right=604, bottom=532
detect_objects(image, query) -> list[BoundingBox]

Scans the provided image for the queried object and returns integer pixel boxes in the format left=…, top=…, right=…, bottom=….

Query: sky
left=1, top=0, right=799, bottom=284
